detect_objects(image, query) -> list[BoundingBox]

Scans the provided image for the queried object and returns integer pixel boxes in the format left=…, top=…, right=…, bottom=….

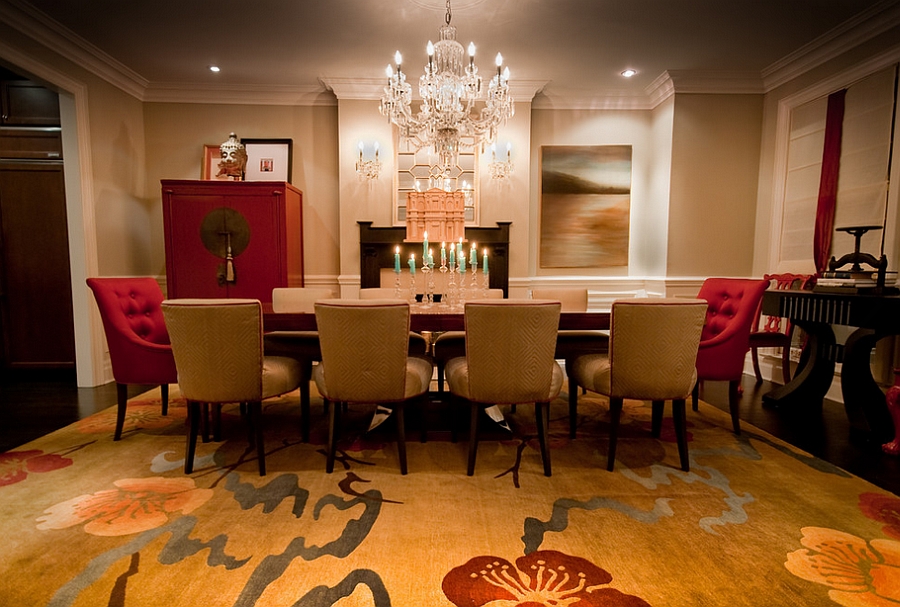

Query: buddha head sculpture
left=217, top=132, right=247, bottom=179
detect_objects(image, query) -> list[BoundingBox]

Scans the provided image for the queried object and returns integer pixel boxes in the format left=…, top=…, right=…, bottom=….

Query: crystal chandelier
left=379, top=0, right=514, bottom=172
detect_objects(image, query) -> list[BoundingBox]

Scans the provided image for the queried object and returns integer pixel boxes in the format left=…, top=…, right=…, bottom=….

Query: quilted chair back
left=607, top=299, right=707, bottom=400
left=464, top=300, right=561, bottom=403
left=162, top=299, right=265, bottom=403
left=272, top=287, right=334, bottom=313
left=314, top=300, right=412, bottom=403
left=531, top=287, right=588, bottom=311
left=86, top=277, right=177, bottom=384
left=696, top=278, right=769, bottom=380
left=359, top=288, right=403, bottom=300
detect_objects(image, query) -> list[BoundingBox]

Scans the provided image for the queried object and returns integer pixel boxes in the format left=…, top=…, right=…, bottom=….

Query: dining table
left=263, top=304, right=611, bottom=333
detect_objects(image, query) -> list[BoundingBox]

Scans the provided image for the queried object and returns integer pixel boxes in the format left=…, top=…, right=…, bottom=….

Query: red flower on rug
left=859, top=492, right=900, bottom=540
left=442, top=550, right=651, bottom=606
left=74, top=402, right=180, bottom=435
left=0, top=450, right=73, bottom=486
left=785, top=526, right=900, bottom=605
left=36, top=476, right=213, bottom=536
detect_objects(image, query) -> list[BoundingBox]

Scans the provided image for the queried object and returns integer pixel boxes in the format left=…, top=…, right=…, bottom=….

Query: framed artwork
left=242, top=138, right=292, bottom=182
left=201, top=144, right=234, bottom=180
left=539, top=145, right=632, bottom=268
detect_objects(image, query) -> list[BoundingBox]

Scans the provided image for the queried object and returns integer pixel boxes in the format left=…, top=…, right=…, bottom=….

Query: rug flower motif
left=785, top=526, right=900, bottom=606
left=0, top=449, right=73, bottom=486
left=442, top=550, right=651, bottom=606
left=74, top=401, right=182, bottom=435
left=860, top=493, right=900, bottom=540
left=36, top=476, right=213, bottom=536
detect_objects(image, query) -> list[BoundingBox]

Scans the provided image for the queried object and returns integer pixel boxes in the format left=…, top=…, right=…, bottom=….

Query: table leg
left=841, top=328, right=895, bottom=443
left=763, top=320, right=835, bottom=409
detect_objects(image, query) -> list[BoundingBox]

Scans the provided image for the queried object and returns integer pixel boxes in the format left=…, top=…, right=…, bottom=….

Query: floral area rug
left=1, top=385, right=899, bottom=607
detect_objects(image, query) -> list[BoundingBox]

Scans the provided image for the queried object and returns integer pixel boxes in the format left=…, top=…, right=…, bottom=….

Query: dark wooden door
left=0, top=159, right=75, bottom=369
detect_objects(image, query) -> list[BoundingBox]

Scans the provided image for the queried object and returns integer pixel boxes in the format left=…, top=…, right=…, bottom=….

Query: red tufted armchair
left=692, top=277, right=769, bottom=434
left=86, top=277, right=178, bottom=440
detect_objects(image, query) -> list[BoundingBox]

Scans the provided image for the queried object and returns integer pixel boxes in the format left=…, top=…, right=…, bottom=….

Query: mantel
left=358, top=221, right=511, bottom=296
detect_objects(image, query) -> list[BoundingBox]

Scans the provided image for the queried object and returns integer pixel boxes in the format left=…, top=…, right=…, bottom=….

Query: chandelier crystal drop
left=379, top=0, right=514, bottom=172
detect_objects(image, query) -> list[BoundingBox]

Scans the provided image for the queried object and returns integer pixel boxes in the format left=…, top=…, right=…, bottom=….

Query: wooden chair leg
left=437, top=361, right=445, bottom=393
left=607, top=397, right=623, bottom=471
left=536, top=401, right=551, bottom=477
left=200, top=403, right=210, bottom=443
left=672, top=398, right=689, bottom=471
left=752, top=347, right=764, bottom=384
left=568, top=381, right=579, bottom=439
left=651, top=400, right=663, bottom=438
left=395, top=403, right=408, bottom=475
left=326, top=399, right=338, bottom=473
left=299, top=361, right=312, bottom=443
left=114, top=382, right=128, bottom=441
left=160, top=383, right=169, bottom=416
left=467, top=402, right=480, bottom=476
left=728, top=379, right=742, bottom=435
left=245, top=401, right=265, bottom=475
left=691, top=382, right=700, bottom=411
left=184, top=401, right=200, bottom=474
left=213, top=404, right=222, bottom=442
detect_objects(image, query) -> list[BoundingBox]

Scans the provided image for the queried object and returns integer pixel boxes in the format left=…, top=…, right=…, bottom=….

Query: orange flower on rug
left=442, top=550, right=651, bottom=606
left=36, top=476, right=213, bottom=536
left=0, top=449, right=73, bottom=486
left=785, top=526, right=900, bottom=605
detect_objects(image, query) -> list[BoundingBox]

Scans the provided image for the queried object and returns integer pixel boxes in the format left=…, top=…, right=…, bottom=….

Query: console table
left=761, top=289, right=899, bottom=443
left=358, top=221, right=510, bottom=296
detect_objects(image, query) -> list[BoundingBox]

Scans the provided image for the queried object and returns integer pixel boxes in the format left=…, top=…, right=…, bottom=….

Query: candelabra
left=394, top=271, right=402, bottom=299
left=457, top=262, right=467, bottom=303
left=408, top=270, right=417, bottom=304
left=422, top=260, right=435, bottom=306
left=481, top=269, right=490, bottom=297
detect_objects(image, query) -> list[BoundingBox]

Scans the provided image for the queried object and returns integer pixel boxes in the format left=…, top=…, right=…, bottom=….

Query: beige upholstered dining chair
left=432, top=288, right=504, bottom=392
left=445, top=299, right=563, bottom=476
left=359, top=288, right=430, bottom=358
left=313, top=300, right=433, bottom=474
left=162, top=299, right=303, bottom=476
left=532, top=287, right=609, bottom=437
left=263, top=287, right=332, bottom=442
left=358, top=287, right=402, bottom=299
left=568, top=298, right=707, bottom=472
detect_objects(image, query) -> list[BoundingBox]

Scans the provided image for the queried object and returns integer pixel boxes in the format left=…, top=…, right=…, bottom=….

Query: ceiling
left=5, top=0, right=900, bottom=107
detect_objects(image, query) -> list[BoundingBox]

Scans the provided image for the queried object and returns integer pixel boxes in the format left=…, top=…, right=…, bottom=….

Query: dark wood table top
left=263, top=306, right=610, bottom=333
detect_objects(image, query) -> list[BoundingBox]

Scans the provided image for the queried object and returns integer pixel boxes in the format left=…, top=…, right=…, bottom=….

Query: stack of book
left=815, top=270, right=898, bottom=293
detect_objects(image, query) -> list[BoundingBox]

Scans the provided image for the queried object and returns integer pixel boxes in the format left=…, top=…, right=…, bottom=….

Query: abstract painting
left=540, top=145, right=632, bottom=268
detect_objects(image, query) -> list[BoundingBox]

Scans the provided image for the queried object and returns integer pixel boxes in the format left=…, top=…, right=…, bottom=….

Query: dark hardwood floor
left=1, top=370, right=898, bottom=495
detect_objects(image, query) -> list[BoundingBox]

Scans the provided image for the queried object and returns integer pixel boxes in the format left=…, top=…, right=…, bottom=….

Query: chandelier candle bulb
left=394, top=247, right=401, bottom=273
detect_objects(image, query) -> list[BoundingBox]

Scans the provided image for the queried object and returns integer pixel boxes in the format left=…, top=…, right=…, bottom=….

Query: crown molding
left=762, top=0, right=900, bottom=91
left=321, top=77, right=548, bottom=103
left=142, top=82, right=335, bottom=106
left=0, top=0, right=148, bottom=99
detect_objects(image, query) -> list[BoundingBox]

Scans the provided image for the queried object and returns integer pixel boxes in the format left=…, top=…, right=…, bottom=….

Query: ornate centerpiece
left=406, top=188, right=465, bottom=243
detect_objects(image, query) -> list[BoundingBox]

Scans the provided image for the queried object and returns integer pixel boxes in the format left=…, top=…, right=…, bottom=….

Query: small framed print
left=201, top=144, right=234, bottom=180
left=242, top=138, right=292, bottom=182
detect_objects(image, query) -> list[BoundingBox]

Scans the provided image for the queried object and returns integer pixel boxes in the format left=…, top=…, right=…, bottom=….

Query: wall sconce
left=489, top=142, right=513, bottom=179
left=356, top=141, right=382, bottom=180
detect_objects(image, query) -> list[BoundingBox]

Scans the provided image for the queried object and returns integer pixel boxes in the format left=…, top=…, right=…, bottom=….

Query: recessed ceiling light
left=621, top=69, right=636, bottom=78
left=209, top=65, right=220, bottom=73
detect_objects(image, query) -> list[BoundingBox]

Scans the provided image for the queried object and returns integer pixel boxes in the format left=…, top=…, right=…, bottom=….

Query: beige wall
left=667, top=93, right=763, bottom=277
left=142, top=103, right=341, bottom=283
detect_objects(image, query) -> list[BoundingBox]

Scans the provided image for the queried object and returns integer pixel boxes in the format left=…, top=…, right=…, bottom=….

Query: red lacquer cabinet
left=161, top=180, right=303, bottom=302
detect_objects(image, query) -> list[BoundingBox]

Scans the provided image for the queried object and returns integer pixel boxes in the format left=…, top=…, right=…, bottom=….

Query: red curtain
left=813, top=89, right=847, bottom=274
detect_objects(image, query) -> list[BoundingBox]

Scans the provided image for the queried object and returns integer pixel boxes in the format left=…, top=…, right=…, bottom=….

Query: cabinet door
left=0, top=160, right=75, bottom=368
left=164, top=192, right=229, bottom=299
left=223, top=193, right=286, bottom=300
left=1, top=81, right=60, bottom=126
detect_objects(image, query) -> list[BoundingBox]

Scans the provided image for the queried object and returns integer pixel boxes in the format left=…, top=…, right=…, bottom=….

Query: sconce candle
left=394, top=246, right=401, bottom=273
left=408, top=253, right=416, bottom=275
left=483, top=248, right=489, bottom=273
